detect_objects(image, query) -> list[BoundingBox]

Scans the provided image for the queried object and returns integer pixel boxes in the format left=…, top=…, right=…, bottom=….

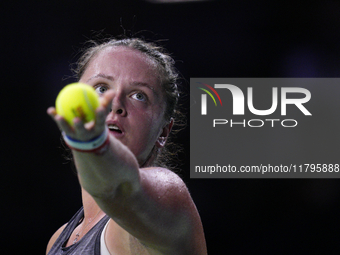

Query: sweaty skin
left=46, top=46, right=207, bottom=255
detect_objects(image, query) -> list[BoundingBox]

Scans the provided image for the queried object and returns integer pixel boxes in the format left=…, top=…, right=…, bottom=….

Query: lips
left=107, top=122, right=124, bottom=138
left=108, top=124, right=122, bottom=133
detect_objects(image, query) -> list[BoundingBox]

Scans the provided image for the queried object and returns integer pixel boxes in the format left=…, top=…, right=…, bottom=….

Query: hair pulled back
left=72, top=38, right=185, bottom=169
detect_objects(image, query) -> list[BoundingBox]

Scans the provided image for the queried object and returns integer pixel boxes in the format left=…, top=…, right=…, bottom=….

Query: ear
left=156, top=118, right=174, bottom=148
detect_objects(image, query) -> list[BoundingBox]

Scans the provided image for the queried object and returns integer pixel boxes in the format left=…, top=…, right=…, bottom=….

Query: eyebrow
left=86, top=73, right=114, bottom=82
left=87, top=73, right=157, bottom=95
left=131, top=81, right=156, bottom=94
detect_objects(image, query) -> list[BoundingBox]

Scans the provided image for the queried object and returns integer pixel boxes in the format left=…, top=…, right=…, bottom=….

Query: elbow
left=88, top=177, right=140, bottom=201
left=80, top=162, right=141, bottom=199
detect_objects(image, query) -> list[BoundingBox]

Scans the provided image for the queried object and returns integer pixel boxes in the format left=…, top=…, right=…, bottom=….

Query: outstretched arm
left=47, top=90, right=207, bottom=255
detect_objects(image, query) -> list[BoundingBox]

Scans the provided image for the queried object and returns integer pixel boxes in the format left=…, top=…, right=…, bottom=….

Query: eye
left=131, top=92, right=147, bottom=102
left=94, top=85, right=108, bottom=95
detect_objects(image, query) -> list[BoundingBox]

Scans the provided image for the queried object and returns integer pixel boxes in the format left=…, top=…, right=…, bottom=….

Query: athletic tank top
left=47, top=207, right=110, bottom=255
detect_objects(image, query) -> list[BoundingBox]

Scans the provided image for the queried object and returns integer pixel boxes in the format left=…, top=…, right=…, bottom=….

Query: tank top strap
left=47, top=207, right=84, bottom=255
left=48, top=207, right=111, bottom=255
left=62, top=207, right=85, bottom=246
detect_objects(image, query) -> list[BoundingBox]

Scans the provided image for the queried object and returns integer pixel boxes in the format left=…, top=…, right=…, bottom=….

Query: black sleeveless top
left=47, top=207, right=110, bottom=255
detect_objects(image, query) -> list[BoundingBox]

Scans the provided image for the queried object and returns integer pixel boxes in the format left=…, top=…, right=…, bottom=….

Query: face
left=80, top=46, right=170, bottom=165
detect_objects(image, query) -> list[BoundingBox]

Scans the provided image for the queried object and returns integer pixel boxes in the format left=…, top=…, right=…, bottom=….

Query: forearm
left=70, top=134, right=202, bottom=254
left=72, top=134, right=140, bottom=198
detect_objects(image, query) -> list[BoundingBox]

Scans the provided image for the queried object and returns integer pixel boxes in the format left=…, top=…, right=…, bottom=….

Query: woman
left=46, top=38, right=207, bottom=255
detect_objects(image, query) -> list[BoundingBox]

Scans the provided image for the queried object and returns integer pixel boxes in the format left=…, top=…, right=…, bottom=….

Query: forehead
left=83, top=46, right=161, bottom=85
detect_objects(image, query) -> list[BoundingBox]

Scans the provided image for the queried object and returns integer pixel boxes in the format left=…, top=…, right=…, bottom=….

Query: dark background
left=3, top=0, right=340, bottom=254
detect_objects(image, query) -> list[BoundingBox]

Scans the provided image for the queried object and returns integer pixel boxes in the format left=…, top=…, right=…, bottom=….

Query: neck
left=140, top=145, right=159, bottom=168
left=70, top=188, right=105, bottom=245
left=81, top=188, right=104, bottom=220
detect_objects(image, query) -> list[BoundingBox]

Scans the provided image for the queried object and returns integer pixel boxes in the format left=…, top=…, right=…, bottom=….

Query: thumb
left=100, top=90, right=115, bottom=115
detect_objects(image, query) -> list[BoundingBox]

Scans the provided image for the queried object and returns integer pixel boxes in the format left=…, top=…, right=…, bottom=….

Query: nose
left=110, top=107, right=124, bottom=115
left=109, top=90, right=126, bottom=116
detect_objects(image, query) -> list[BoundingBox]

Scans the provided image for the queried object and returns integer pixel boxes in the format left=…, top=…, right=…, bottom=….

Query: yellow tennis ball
left=56, top=83, right=100, bottom=126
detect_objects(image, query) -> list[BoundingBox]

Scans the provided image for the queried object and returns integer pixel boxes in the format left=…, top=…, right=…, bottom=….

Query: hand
left=47, top=90, right=115, bottom=141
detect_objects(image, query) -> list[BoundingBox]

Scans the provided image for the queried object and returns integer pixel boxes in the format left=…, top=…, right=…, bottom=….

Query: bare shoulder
left=139, top=167, right=191, bottom=208
left=139, top=167, right=207, bottom=254
left=139, top=167, right=187, bottom=192
left=46, top=223, right=67, bottom=255
left=102, top=167, right=207, bottom=254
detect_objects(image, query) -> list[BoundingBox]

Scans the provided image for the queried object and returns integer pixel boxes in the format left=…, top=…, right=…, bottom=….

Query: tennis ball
left=56, top=83, right=100, bottom=126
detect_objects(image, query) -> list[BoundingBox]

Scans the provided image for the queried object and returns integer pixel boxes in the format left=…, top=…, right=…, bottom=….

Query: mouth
left=108, top=124, right=123, bottom=134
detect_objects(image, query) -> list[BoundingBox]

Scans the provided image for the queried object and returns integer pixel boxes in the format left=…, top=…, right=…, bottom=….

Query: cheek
left=129, top=109, right=164, bottom=147
left=127, top=98, right=167, bottom=138
left=132, top=111, right=162, bottom=139
left=127, top=123, right=156, bottom=162
left=127, top=107, right=166, bottom=164
left=130, top=99, right=165, bottom=125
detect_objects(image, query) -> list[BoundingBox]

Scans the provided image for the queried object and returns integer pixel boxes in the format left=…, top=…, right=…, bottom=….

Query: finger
left=55, top=115, right=75, bottom=134
left=73, top=117, right=89, bottom=137
left=47, top=107, right=57, bottom=118
left=95, top=90, right=115, bottom=128
left=95, top=106, right=107, bottom=128
left=47, top=107, right=74, bottom=134
left=73, top=118, right=105, bottom=141
left=101, top=90, right=115, bottom=114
